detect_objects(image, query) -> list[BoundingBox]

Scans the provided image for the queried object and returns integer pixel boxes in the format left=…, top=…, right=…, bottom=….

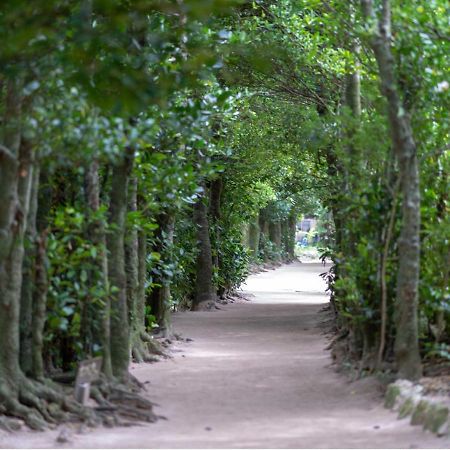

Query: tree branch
left=0, top=144, right=18, bottom=165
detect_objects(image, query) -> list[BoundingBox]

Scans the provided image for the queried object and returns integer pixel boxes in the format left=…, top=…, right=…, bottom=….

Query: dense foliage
left=0, top=0, right=448, bottom=430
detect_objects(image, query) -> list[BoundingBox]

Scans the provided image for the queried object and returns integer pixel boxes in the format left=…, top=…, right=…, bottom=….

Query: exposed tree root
left=2, top=396, right=47, bottom=431
left=192, top=300, right=216, bottom=311
left=142, top=332, right=168, bottom=356
left=89, top=376, right=158, bottom=425
left=131, top=331, right=170, bottom=364
left=1, top=371, right=158, bottom=432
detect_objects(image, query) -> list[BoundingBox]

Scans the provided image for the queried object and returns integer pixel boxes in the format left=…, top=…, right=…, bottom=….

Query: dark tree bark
left=209, top=177, right=223, bottom=270
left=258, top=212, right=271, bottom=262
left=84, top=160, right=113, bottom=378
left=0, top=79, right=48, bottom=429
left=259, top=213, right=269, bottom=238
left=0, top=79, right=26, bottom=400
left=378, top=180, right=400, bottom=368
left=269, top=221, right=282, bottom=254
left=281, top=219, right=293, bottom=261
left=191, top=191, right=216, bottom=310
left=137, top=230, right=148, bottom=335
left=132, top=229, right=151, bottom=361
left=361, top=0, right=422, bottom=380
left=287, top=212, right=297, bottom=261
left=126, top=176, right=140, bottom=347
left=248, top=216, right=260, bottom=258
left=107, top=147, right=134, bottom=379
left=150, top=212, right=176, bottom=336
left=28, top=167, right=53, bottom=381
left=19, top=141, right=38, bottom=376
left=31, top=227, right=48, bottom=381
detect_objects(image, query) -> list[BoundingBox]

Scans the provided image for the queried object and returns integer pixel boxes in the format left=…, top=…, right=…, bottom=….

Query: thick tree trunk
left=31, top=228, right=48, bottom=381
left=132, top=229, right=150, bottom=360
left=248, top=216, right=260, bottom=258
left=0, top=79, right=24, bottom=398
left=84, top=160, right=113, bottom=378
left=31, top=169, right=52, bottom=380
left=19, top=142, right=38, bottom=376
left=287, top=212, right=297, bottom=261
left=259, top=214, right=269, bottom=238
left=269, top=221, right=282, bottom=252
left=209, top=177, right=223, bottom=271
left=378, top=181, right=400, bottom=368
left=126, top=176, right=139, bottom=341
left=191, top=192, right=216, bottom=311
left=361, top=0, right=422, bottom=380
left=150, top=212, right=175, bottom=336
left=107, top=148, right=134, bottom=379
left=281, top=220, right=291, bottom=260
left=258, top=213, right=270, bottom=262
left=24, top=165, right=53, bottom=381
left=0, top=79, right=47, bottom=429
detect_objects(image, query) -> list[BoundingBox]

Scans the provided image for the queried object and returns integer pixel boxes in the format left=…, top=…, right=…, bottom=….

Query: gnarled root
left=0, top=415, right=22, bottom=432
left=108, top=386, right=157, bottom=423
left=141, top=332, right=169, bottom=357
left=0, top=374, right=96, bottom=431
left=1, top=396, right=47, bottom=431
left=131, top=331, right=170, bottom=364
left=89, top=375, right=158, bottom=426
left=1, top=371, right=158, bottom=431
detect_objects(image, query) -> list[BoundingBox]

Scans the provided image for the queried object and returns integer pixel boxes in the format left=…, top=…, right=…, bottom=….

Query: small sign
left=75, top=357, right=102, bottom=385
left=74, top=357, right=102, bottom=405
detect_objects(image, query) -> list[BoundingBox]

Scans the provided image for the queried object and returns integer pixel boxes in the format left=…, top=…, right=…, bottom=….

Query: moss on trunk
left=107, top=148, right=134, bottom=379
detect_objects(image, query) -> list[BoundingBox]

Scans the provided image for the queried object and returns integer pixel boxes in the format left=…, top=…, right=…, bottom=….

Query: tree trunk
left=361, top=0, right=422, bottom=380
left=342, top=42, right=363, bottom=258
left=107, top=148, right=134, bottom=379
left=281, top=220, right=290, bottom=260
left=269, top=221, right=282, bottom=251
left=127, top=177, right=155, bottom=359
left=126, top=176, right=139, bottom=341
left=31, top=227, right=48, bottom=381
left=26, top=165, right=54, bottom=381
left=209, top=177, right=223, bottom=270
left=248, top=216, right=260, bottom=258
left=0, top=79, right=47, bottom=429
left=287, top=212, right=297, bottom=261
left=191, top=192, right=216, bottom=310
left=19, top=141, right=38, bottom=376
left=0, top=78, right=24, bottom=400
left=259, top=214, right=269, bottom=238
left=150, top=212, right=175, bottom=336
left=132, top=229, right=150, bottom=360
left=85, top=160, right=113, bottom=378
left=30, top=169, right=52, bottom=380
left=378, top=180, right=400, bottom=368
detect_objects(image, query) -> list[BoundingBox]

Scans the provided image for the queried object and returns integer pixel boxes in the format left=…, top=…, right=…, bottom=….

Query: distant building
left=295, top=217, right=318, bottom=244
left=298, top=217, right=317, bottom=232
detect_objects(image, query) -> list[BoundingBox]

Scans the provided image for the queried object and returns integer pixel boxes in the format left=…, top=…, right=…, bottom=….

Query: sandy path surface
left=2, top=262, right=448, bottom=449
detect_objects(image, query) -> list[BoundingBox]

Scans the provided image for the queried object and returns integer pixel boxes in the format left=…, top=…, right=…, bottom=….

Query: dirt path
left=2, top=262, right=448, bottom=448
